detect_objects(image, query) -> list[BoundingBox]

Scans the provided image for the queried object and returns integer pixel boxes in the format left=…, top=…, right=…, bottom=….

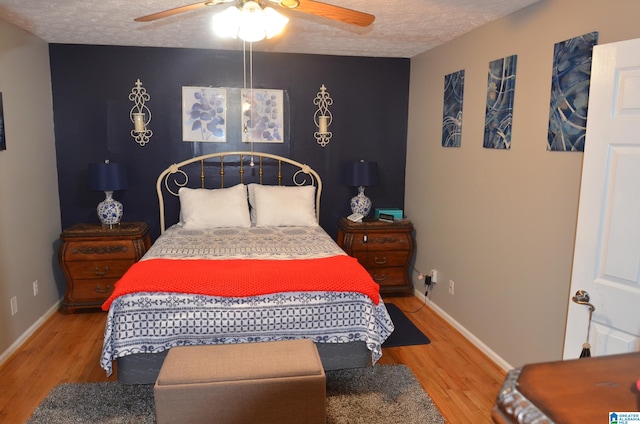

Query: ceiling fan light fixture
left=279, top=0, right=301, bottom=9
left=263, top=7, right=289, bottom=38
left=238, top=1, right=267, bottom=42
left=212, top=1, right=288, bottom=42
left=212, top=6, right=242, bottom=38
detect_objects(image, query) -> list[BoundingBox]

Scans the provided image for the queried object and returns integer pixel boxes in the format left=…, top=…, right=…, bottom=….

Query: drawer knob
left=374, top=256, right=387, bottom=265
left=373, top=273, right=387, bottom=282
left=94, top=266, right=110, bottom=276
left=95, top=284, right=112, bottom=293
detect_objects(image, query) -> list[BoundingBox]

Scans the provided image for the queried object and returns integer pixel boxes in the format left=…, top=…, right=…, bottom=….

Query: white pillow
left=252, top=185, right=318, bottom=227
left=178, top=184, right=251, bottom=229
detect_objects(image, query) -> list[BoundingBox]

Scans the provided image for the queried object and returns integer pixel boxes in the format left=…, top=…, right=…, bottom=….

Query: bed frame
left=156, top=151, right=322, bottom=233
left=115, top=152, right=370, bottom=384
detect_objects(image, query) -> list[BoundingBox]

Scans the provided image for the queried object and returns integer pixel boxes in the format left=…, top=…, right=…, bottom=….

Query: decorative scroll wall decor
left=182, top=87, right=227, bottom=142
left=313, top=84, right=333, bottom=147
left=129, top=79, right=153, bottom=146
left=547, top=31, right=598, bottom=152
left=442, top=70, right=465, bottom=148
left=242, top=88, right=284, bottom=143
left=484, top=55, right=518, bottom=150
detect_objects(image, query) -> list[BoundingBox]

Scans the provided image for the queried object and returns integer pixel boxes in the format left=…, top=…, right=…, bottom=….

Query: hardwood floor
left=0, top=296, right=506, bottom=423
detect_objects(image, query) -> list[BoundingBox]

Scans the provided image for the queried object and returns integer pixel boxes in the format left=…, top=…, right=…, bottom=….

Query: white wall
left=0, top=19, right=61, bottom=362
left=406, top=0, right=640, bottom=368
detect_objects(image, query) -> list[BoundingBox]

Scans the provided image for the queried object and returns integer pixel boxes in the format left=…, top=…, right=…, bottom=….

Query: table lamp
left=88, top=161, right=128, bottom=228
left=346, top=160, right=378, bottom=216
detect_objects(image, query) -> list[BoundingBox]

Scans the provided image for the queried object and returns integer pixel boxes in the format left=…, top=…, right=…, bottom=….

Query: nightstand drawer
left=65, top=259, right=135, bottom=280
left=68, top=278, right=118, bottom=301
left=370, top=267, right=406, bottom=286
left=349, top=233, right=412, bottom=252
left=63, top=240, right=136, bottom=261
left=365, top=251, right=408, bottom=267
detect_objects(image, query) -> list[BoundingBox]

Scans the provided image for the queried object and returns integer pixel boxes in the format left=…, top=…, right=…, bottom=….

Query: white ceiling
left=0, top=0, right=540, bottom=58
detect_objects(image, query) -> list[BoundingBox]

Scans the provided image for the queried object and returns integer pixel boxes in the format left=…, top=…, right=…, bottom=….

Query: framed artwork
left=484, top=55, right=518, bottom=150
left=547, top=31, right=598, bottom=152
left=182, top=87, right=227, bottom=142
left=0, top=92, right=5, bottom=151
left=241, top=89, right=284, bottom=143
left=442, top=70, right=465, bottom=147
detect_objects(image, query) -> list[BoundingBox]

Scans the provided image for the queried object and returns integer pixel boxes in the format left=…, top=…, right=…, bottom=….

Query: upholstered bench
left=153, top=339, right=326, bottom=424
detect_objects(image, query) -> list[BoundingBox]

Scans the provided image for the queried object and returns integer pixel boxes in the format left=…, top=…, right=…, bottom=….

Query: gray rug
left=28, top=365, right=443, bottom=424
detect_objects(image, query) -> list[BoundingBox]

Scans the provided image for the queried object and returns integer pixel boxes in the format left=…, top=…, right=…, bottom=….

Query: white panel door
left=563, top=38, right=640, bottom=359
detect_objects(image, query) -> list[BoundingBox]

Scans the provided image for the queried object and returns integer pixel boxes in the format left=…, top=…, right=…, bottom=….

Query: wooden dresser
left=58, top=222, right=151, bottom=313
left=336, top=217, right=415, bottom=297
left=492, top=352, right=640, bottom=423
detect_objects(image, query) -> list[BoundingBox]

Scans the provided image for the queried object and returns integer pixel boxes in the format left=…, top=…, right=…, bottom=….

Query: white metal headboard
left=156, top=151, right=322, bottom=233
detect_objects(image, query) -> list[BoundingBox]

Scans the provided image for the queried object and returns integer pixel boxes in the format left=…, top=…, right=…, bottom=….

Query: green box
left=374, top=208, right=403, bottom=219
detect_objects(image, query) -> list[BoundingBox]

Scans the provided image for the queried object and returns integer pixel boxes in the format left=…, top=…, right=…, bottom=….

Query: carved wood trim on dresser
left=58, top=222, right=151, bottom=313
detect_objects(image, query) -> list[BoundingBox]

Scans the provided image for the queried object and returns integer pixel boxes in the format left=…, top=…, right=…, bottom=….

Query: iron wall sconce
left=129, top=79, right=152, bottom=146
left=313, top=84, right=333, bottom=147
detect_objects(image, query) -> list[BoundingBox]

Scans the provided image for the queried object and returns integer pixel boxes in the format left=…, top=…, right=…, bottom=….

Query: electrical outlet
left=33, top=280, right=39, bottom=296
left=448, top=280, right=455, bottom=295
left=430, top=269, right=438, bottom=284
left=11, top=297, right=18, bottom=315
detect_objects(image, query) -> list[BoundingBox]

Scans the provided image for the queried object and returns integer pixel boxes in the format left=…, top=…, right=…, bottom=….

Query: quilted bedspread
left=100, top=225, right=394, bottom=376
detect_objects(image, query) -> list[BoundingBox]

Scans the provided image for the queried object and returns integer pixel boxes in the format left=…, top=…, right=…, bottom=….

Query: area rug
left=382, top=303, right=431, bottom=348
left=28, top=365, right=443, bottom=424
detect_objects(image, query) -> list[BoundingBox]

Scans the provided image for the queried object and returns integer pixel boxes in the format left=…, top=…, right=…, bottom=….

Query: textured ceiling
left=0, top=0, right=540, bottom=58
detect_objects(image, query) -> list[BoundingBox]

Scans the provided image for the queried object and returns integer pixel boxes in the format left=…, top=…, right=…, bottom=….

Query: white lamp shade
left=212, top=1, right=288, bottom=42
left=263, top=7, right=289, bottom=39
left=212, top=6, right=241, bottom=38
left=239, top=1, right=266, bottom=42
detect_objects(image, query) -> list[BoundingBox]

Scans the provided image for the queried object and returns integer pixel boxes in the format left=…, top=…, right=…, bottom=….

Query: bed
left=100, top=151, right=394, bottom=384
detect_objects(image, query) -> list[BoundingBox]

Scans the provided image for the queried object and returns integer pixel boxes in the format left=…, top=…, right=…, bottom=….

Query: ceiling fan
left=134, top=0, right=375, bottom=27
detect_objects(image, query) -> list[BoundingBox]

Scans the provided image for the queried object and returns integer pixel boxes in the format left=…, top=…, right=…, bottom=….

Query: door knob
left=572, top=290, right=595, bottom=312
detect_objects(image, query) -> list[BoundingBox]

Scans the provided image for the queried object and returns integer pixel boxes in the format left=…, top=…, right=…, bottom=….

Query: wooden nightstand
left=58, top=222, right=151, bottom=313
left=336, top=217, right=415, bottom=297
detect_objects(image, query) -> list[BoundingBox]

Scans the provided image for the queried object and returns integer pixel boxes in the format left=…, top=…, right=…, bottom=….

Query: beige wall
left=406, top=0, right=640, bottom=368
left=0, top=20, right=61, bottom=362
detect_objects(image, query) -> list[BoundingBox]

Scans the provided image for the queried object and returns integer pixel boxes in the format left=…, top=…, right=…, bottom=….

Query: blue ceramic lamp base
left=350, top=186, right=373, bottom=216
left=97, top=191, right=123, bottom=227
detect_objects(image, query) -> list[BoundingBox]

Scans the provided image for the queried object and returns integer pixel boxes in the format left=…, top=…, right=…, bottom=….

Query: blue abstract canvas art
left=442, top=70, right=465, bottom=147
left=547, top=31, right=598, bottom=152
left=484, top=55, right=518, bottom=150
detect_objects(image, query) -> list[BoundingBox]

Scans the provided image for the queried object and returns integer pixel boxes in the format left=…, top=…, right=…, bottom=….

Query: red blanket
left=102, top=256, right=380, bottom=310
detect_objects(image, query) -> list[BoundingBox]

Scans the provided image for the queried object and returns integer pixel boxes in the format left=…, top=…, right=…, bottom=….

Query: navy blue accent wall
left=49, top=44, right=410, bottom=240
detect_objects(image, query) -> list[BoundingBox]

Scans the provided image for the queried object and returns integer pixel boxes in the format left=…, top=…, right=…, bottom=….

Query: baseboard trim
left=0, top=301, right=60, bottom=368
left=414, top=290, right=514, bottom=372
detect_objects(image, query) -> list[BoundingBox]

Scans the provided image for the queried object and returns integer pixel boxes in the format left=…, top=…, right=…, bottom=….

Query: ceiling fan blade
left=282, top=0, right=375, bottom=27
left=134, top=2, right=211, bottom=22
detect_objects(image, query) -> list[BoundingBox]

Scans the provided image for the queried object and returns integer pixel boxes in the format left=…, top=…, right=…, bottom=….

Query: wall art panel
left=442, top=70, right=465, bottom=148
left=242, top=88, right=284, bottom=143
left=484, top=55, right=518, bottom=150
left=182, top=87, right=227, bottom=142
left=547, top=31, right=598, bottom=152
